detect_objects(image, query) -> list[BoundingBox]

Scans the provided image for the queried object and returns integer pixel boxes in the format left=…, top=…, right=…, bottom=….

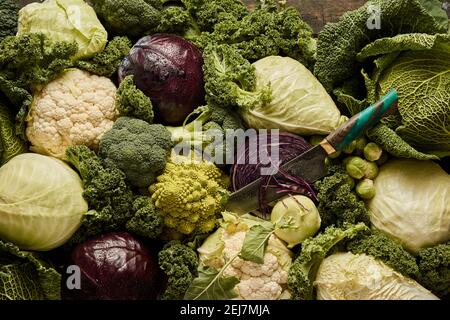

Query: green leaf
left=239, top=222, right=275, bottom=264
left=184, top=266, right=239, bottom=300
left=368, top=124, right=438, bottom=160
left=314, top=0, right=447, bottom=92
left=417, top=0, right=450, bottom=30
left=0, top=97, right=28, bottom=165
left=0, top=263, right=44, bottom=300
left=0, top=240, right=61, bottom=300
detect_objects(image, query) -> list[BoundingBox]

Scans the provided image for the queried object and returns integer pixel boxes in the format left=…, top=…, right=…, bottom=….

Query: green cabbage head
left=363, top=34, right=450, bottom=157
left=17, top=0, right=108, bottom=60
left=0, top=153, right=88, bottom=251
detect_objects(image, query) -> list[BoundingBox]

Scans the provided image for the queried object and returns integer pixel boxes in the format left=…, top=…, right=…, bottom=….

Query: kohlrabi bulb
left=271, top=195, right=321, bottom=248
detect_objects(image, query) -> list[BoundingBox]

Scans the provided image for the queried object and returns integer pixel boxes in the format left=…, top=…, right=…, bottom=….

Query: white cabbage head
left=240, top=56, right=343, bottom=136
left=0, top=153, right=88, bottom=251
left=368, top=159, right=450, bottom=253
left=315, top=252, right=438, bottom=300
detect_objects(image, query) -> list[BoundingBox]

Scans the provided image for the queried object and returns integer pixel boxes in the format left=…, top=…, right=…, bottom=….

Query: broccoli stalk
left=166, top=105, right=213, bottom=147
left=287, top=223, right=368, bottom=300
left=417, top=242, right=450, bottom=299
left=167, top=103, right=244, bottom=165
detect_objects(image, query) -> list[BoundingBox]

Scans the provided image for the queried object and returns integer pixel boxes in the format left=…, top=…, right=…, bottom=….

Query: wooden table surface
left=16, top=0, right=450, bottom=34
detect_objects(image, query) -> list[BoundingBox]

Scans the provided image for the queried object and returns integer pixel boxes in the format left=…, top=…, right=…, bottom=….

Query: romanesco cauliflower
left=149, top=158, right=229, bottom=235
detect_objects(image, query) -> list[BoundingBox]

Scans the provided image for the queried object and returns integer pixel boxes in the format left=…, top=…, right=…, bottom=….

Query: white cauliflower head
left=198, top=212, right=293, bottom=300
left=26, top=69, right=118, bottom=158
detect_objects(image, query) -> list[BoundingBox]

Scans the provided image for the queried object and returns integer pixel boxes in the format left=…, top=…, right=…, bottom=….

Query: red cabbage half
left=231, top=131, right=316, bottom=217
left=118, top=34, right=205, bottom=125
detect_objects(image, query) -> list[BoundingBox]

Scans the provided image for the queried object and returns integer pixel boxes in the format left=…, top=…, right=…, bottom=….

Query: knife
left=225, top=89, right=399, bottom=215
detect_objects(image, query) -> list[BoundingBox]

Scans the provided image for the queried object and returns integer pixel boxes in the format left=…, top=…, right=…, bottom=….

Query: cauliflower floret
left=200, top=220, right=292, bottom=300
left=26, top=69, right=118, bottom=158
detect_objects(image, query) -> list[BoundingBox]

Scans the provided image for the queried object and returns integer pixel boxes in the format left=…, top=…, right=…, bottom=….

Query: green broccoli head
left=346, top=230, right=420, bottom=279
left=288, top=223, right=368, bottom=300
left=167, top=104, right=244, bottom=166
left=417, top=242, right=450, bottom=299
left=209, top=103, right=244, bottom=131
left=314, top=165, right=370, bottom=228
left=115, top=75, right=154, bottom=124
left=89, top=0, right=163, bottom=37
left=126, top=196, right=164, bottom=239
left=76, top=36, right=132, bottom=77
left=0, top=0, right=19, bottom=42
left=158, top=240, right=199, bottom=300
left=99, top=117, right=173, bottom=188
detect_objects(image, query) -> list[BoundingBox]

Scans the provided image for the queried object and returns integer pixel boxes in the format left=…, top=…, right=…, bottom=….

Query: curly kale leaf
left=0, top=0, right=19, bottom=42
left=288, top=223, right=368, bottom=300
left=76, top=36, right=132, bottom=77
left=314, top=165, right=370, bottom=228
left=417, top=242, right=450, bottom=299
left=115, top=75, right=154, bottom=124
left=158, top=241, right=199, bottom=300
left=347, top=230, right=420, bottom=279
left=203, top=44, right=272, bottom=111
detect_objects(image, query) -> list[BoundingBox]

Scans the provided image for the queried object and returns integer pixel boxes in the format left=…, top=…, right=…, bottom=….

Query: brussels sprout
left=343, top=156, right=358, bottom=166
left=346, top=157, right=367, bottom=179
left=356, top=179, right=375, bottom=200
left=355, top=136, right=368, bottom=154
left=364, top=161, right=379, bottom=179
left=342, top=140, right=357, bottom=154
left=364, top=142, right=383, bottom=161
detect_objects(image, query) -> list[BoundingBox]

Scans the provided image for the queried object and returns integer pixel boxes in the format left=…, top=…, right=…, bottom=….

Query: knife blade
left=225, top=89, right=399, bottom=215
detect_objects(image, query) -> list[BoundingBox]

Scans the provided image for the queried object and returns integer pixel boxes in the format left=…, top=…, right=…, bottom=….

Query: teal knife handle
left=326, top=89, right=398, bottom=151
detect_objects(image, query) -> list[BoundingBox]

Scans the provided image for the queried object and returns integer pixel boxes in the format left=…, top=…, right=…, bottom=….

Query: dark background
left=15, top=1, right=450, bottom=33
